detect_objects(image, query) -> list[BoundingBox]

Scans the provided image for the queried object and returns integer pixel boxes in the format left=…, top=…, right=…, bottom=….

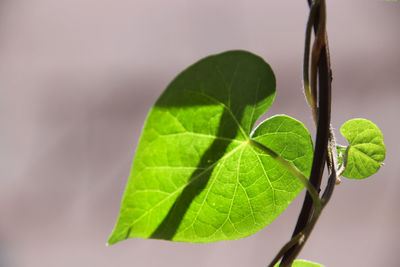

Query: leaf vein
left=125, top=142, right=247, bottom=232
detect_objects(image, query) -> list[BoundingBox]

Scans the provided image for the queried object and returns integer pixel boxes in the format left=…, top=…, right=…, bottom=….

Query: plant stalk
left=271, top=0, right=334, bottom=265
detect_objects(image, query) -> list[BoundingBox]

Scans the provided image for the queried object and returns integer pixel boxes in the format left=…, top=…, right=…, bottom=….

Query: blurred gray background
left=0, top=0, right=399, bottom=266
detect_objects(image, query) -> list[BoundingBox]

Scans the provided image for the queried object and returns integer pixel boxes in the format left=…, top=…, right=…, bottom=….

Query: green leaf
left=274, top=259, right=324, bottom=267
left=340, top=118, right=385, bottom=179
left=108, top=50, right=313, bottom=244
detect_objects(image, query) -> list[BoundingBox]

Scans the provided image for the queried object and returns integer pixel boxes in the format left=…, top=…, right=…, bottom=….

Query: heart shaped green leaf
left=340, top=118, right=385, bottom=179
left=274, top=259, right=324, bottom=267
left=108, top=50, right=313, bottom=244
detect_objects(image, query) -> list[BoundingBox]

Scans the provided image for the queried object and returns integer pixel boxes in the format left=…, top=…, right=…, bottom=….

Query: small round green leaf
left=340, top=118, right=385, bottom=179
left=274, top=259, right=324, bottom=267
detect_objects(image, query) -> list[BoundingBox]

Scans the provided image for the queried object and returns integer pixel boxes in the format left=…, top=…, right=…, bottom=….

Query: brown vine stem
left=268, top=0, right=336, bottom=266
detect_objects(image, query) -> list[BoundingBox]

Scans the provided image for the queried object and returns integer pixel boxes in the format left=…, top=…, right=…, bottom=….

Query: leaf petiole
left=249, top=139, right=321, bottom=211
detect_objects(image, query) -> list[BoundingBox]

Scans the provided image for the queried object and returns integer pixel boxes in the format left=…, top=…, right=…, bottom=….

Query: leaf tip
left=106, top=232, right=120, bottom=246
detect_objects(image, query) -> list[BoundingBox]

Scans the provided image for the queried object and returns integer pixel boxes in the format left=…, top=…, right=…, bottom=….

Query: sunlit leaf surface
left=108, top=51, right=313, bottom=244
left=340, top=119, right=385, bottom=179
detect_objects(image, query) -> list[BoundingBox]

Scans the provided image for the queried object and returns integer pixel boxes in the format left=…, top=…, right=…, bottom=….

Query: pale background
left=1, top=0, right=399, bottom=266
